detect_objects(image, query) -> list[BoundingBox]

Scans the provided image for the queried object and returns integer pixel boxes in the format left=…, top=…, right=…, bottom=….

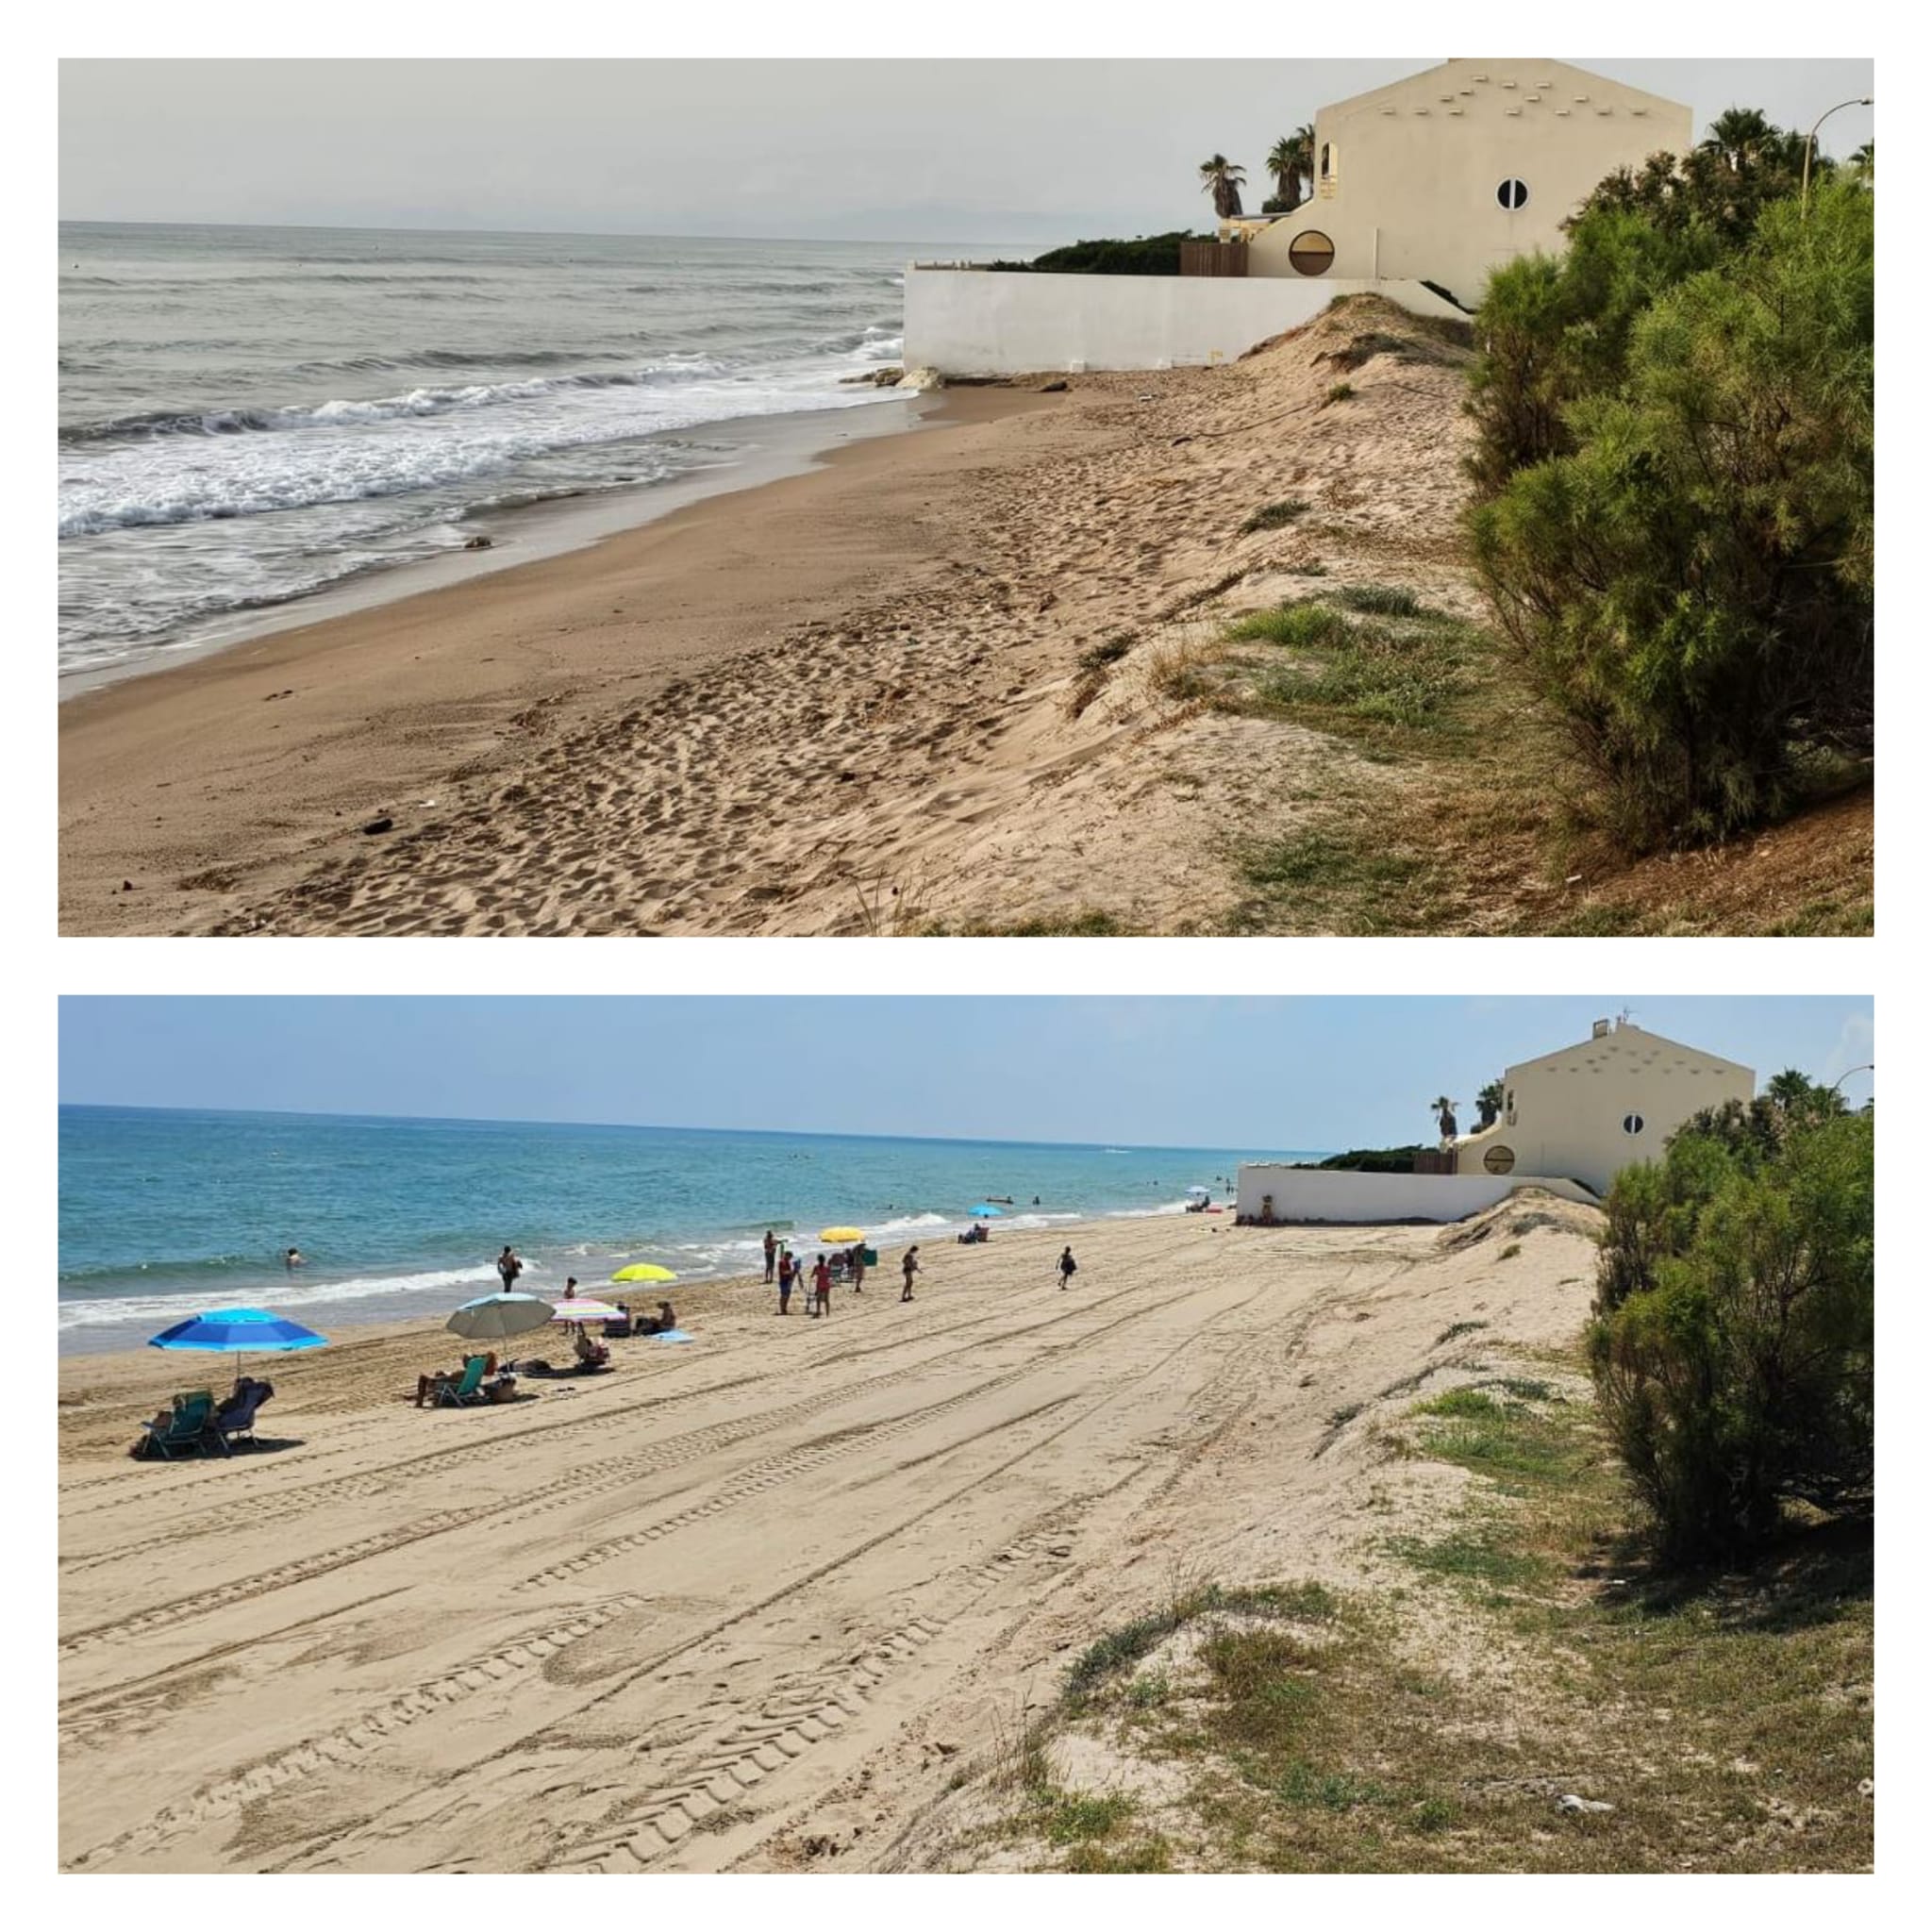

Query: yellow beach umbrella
left=611, top=1263, right=678, bottom=1284
left=820, top=1226, right=865, bottom=1243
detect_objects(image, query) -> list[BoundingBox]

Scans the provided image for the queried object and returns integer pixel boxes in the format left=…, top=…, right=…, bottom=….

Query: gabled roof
left=1505, top=1023, right=1754, bottom=1082
left=1319, top=58, right=1689, bottom=123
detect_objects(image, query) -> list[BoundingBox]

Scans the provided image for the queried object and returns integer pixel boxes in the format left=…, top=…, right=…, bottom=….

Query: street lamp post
left=1802, top=97, right=1874, bottom=216
left=1828, top=1063, right=1874, bottom=1099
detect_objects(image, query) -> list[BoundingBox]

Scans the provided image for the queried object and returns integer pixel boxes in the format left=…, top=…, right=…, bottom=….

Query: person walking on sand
left=850, top=1242, right=867, bottom=1293
left=1058, top=1245, right=1078, bottom=1291
left=901, top=1245, right=921, bottom=1303
left=497, top=1245, right=523, bottom=1292
left=763, top=1230, right=777, bottom=1284
left=777, top=1247, right=797, bottom=1315
left=810, top=1253, right=833, bottom=1318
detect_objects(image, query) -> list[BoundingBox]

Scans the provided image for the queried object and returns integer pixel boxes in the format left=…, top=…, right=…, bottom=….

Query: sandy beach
left=58, top=1204, right=1604, bottom=1873
left=58, top=301, right=1483, bottom=938
left=61, top=293, right=1869, bottom=937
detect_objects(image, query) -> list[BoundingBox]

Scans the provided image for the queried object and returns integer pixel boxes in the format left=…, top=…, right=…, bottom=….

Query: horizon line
left=57, top=1099, right=1328, bottom=1159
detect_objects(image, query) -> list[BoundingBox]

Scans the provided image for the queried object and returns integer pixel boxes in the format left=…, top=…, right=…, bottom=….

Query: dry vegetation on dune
left=151, top=296, right=1866, bottom=938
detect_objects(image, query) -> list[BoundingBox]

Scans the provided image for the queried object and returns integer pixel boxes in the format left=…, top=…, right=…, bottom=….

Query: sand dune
left=59, top=1204, right=1601, bottom=1873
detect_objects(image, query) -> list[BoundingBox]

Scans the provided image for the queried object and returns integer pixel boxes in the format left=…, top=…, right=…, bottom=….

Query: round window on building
left=1288, top=230, right=1336, bottom=276
left=1497, top=177, right=1530, bottom=210
left=1622, top=1114, right=1645, bottom=1135
left=1483, top=1144, right=1516, bottom=1174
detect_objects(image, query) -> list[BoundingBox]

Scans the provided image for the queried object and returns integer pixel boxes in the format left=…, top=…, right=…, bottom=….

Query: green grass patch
left=1227, top=829, right=1451, bottom=938
left=1336, top=583, right=1431, bottom=618
left=1324, top=382, right=1357, bottom=404
left=1435, top=1320, right=1487, bottom=1345
left=1240, top=498, right=1310, bottom=534
left=1063, top=1836, right=1174, bottom=1873
left=1041, top=1790, right=1135, bottom=1844
left=926, top=909, right=1124, bottom=937
left=1227, top=602, right=1350, bottom=648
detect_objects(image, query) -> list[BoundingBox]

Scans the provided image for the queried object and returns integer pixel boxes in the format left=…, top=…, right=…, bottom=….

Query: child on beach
left=810, top=1254, right=832, bottom=1317
left=777, top=1249, right=797, bottom=1314
left=901, top=1245, right=920, bottom=1302
left=1058, top=1246, right=1077, bottom=1291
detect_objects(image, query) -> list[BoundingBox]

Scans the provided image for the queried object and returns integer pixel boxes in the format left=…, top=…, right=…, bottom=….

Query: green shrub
left=1590, top=1102, right=1873, bottom=1561
left=1470, top=183, right=1873, bottom=846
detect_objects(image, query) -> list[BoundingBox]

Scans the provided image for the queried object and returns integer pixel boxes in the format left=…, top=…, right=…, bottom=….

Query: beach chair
left=139, top=1389, right=219, bottom=1459
left=430, top=1357, right=490, bottom=1407
left=210, top=1381, right=274, bottom=1451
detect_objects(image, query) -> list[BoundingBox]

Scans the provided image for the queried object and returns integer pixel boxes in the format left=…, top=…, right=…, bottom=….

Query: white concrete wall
left=902, top=271, right=1464, bottom=377
left=1235, top=1165, right=1597, bottom=1224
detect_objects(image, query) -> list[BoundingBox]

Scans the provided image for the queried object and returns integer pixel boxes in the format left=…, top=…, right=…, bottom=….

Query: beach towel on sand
left=650, top=1329, right=694, bottom=1343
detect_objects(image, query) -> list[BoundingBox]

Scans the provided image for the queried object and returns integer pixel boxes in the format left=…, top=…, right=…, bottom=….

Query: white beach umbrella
left=447, top=1292, right=556, bottom=1341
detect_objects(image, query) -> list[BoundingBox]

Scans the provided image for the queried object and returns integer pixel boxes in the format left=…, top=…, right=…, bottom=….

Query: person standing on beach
left=850, top=1243, right=867, bottom=1293
left=1058, top=1246, right=1078, bottom=1291
left=777, top=1248, right=797, bottom=1314
left=763, top=1231, right=777, bottom=1284
left=810, top=1253, right=832, bottom=1318
left=497, top=1245, right=523, bottom=1292
left=901, top=1246, right=921, bottom=1303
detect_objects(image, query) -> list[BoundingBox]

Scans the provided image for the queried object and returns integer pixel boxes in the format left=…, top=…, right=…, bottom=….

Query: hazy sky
left=58, top=998, right=1874, bottom=1147
left=58, top=59, right=1875, bottom=242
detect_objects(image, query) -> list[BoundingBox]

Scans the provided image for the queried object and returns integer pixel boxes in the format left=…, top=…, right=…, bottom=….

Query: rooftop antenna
left=1618, top=1005, right=1636, bottom=1028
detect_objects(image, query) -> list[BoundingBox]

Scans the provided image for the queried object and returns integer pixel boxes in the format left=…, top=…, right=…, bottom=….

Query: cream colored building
left=1246, top=58, right=1692, bottom=308
left=1454, top=1018, right=1754, bottom=1195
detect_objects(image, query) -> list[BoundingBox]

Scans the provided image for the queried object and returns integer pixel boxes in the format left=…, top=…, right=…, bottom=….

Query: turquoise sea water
left=58, top=1107, right=1325, bottom=1354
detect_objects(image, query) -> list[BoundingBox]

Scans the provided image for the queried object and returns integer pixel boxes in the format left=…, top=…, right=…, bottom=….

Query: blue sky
left=58, top=998, right=1874, bottom=1149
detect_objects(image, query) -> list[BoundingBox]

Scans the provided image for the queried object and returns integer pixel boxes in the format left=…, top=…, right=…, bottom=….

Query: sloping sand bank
left=59, top=1204, right=1602, bottom=1872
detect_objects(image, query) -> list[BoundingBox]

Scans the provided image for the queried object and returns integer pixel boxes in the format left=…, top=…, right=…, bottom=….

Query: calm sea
left=58, top=1107, right=1324, bottom=1355
left=58, top=224, right=1012, bottom=679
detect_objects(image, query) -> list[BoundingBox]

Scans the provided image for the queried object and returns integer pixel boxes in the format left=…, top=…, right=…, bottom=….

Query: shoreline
left=60, top=381, right=1062, bottom=935
left=58, top=1192, right=1240, bottom=1359
left=58, top=388, right=927, bottom=700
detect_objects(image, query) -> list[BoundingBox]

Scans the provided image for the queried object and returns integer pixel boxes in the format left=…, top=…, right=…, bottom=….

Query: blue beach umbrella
left=148, top=1307, right=328, bottom=1374
left=969, top=1204, right=1005, bottom=1219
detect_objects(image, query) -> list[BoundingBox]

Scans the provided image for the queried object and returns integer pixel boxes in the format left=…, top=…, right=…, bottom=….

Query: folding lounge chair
left=211, top=1383, right=272, bottom=1451
left=139, top=1390, right=219, bottom=1460
left=431, top=1357, right=490, bottom=1407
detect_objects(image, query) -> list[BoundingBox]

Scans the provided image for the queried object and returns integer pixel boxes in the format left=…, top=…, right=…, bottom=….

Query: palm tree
left=1475, top=1080, right=1505, bottom=1130
left=1701, top=107, right=1775, bottom=172
left=1431, top=1096, right=1459, bottom=1142
left=1265, top=125, right=1315, bottom=212
left=1198, top=155, right=1247, bottom=221
left=1852, top=139, right=1874, bottom=179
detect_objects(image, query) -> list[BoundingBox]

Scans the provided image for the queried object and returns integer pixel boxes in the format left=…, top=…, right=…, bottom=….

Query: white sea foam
left=57, top=1262, right=500, bottom=1332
